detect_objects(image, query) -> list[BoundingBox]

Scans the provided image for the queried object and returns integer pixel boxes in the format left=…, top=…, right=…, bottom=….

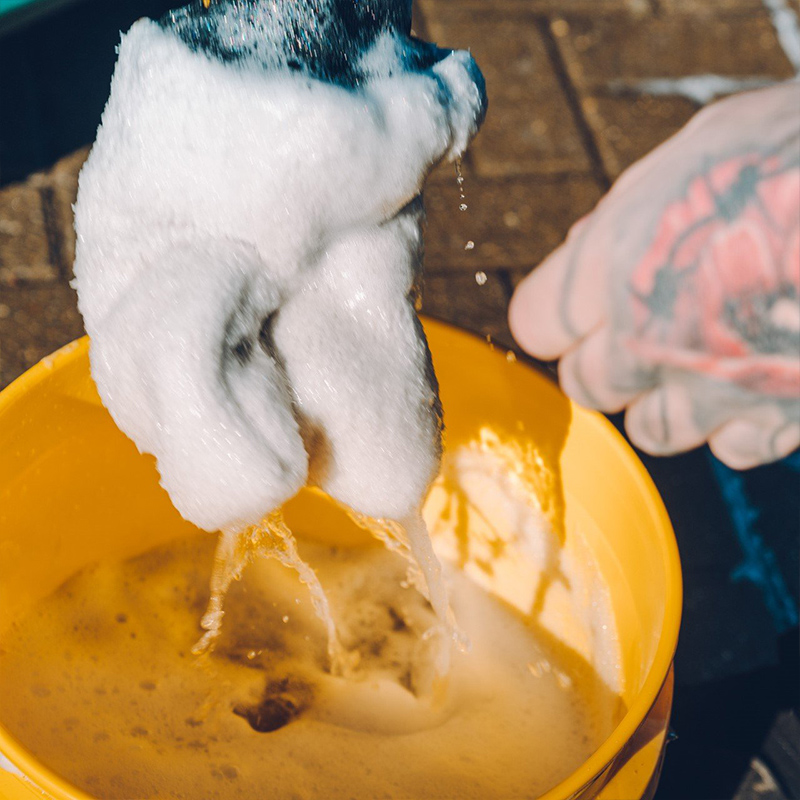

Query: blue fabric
left=708, top=450, right=799, bottom=634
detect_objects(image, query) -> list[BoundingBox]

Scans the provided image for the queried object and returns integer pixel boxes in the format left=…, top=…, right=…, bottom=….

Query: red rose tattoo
left=509, top=82, right=800, bottom=469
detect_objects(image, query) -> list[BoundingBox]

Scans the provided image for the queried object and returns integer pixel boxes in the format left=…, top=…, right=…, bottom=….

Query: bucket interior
left=0, top=321, right=681, bottom=799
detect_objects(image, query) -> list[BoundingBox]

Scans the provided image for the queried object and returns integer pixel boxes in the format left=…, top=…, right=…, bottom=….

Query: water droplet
left=506, top=350, right=517, bottom=362
left=455, top=160, right=469, bottom=214
left=464, top=240, right=475, bottom=251
left=247, top=650, right=257, bottom=660
left=555, top=670, right=573, bottom=690
left=281, top=615, right=289, bottom=623
left=474, top=271, right=487, bottom=285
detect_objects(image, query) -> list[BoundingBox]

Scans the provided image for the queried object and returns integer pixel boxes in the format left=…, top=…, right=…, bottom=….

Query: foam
left=73, top=0, right=486, bottom=532
left=0, top=530, right=618, bottom=800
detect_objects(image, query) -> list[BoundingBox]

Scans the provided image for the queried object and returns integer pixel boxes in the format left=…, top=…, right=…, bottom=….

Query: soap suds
left=73, top=0, right=486, bottom=535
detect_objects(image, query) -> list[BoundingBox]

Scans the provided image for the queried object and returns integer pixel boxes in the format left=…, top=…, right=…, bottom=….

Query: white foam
left=73, top=13, right=486, bottom=532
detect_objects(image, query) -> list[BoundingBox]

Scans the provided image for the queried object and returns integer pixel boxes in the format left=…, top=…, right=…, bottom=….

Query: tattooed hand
left=509, top=82, right=800, bottom=469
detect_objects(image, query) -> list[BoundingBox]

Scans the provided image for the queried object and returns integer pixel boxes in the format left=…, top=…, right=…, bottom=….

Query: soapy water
left=347, top=511, right=470, bottom=675
left=193, top=505, right=466, bottom=686
left=193, top=508, right=462, bottom=686
left=455, top=158, right=469, bottom=212
left=0, top=536, right=612, bottom=800
left=0, top=435, right=621, bottom=800
left=192, top=510, right=346, bottom=673
left=188, top=428, right=593, bottom=705
left=454, top=157, right=478, bottom=254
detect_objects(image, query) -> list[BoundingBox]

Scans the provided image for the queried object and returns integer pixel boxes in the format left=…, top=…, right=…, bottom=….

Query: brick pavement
left=1, top=0, right=798, bottom=388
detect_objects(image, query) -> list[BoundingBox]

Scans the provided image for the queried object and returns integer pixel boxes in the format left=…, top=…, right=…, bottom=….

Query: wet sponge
left=73, top=0, right=486, bottom=532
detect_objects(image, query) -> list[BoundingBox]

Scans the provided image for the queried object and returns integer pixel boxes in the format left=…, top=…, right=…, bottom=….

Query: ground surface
left=1, top=1, right=799, bottom=798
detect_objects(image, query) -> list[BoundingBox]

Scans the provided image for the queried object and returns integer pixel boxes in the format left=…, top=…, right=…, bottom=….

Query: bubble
left=474, top=271, right=487, bottom=286
left=555, top=670, right=573, bottom=690
left=464, top=241, right=475, bottom=251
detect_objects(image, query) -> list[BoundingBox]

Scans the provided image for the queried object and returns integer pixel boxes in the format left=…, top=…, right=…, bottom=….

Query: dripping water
left=193, top=510, right=347, bottom=674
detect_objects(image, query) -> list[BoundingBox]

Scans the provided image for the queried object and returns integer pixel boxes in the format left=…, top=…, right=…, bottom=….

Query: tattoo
left=621, top=140, right=800, bottom=448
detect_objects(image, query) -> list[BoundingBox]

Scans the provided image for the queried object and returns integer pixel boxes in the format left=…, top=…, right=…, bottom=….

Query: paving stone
left=552, top=11, right=796, bottom=89
left=581, top=92, right=698, bottom=179
left=421, top=7, right=592, bottom=177
left=420, top=271, right=515, bottom=348
left=410, top=2, right=428, bottom=39
left=418, top=0, right=651, bottom=15
left=0, top=283, right=85, bottom=389
left=0, top=182, right=56, bottom=285
left=30, top=146, right=89, bottom=276
left=424, top=173, right=602, bottom=271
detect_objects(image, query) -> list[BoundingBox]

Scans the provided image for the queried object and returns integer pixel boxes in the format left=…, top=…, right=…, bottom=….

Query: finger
left=509, top=216, right=607, bottom=359
left=624, top=381, right=708, bottom=456
left=708, top=412, right=800, bottom=470
left=558, top=326, right=650, bottom=413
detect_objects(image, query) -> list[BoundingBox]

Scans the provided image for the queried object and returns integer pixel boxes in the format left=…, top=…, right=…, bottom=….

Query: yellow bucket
left=0, top=319, right=682, bottom=800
